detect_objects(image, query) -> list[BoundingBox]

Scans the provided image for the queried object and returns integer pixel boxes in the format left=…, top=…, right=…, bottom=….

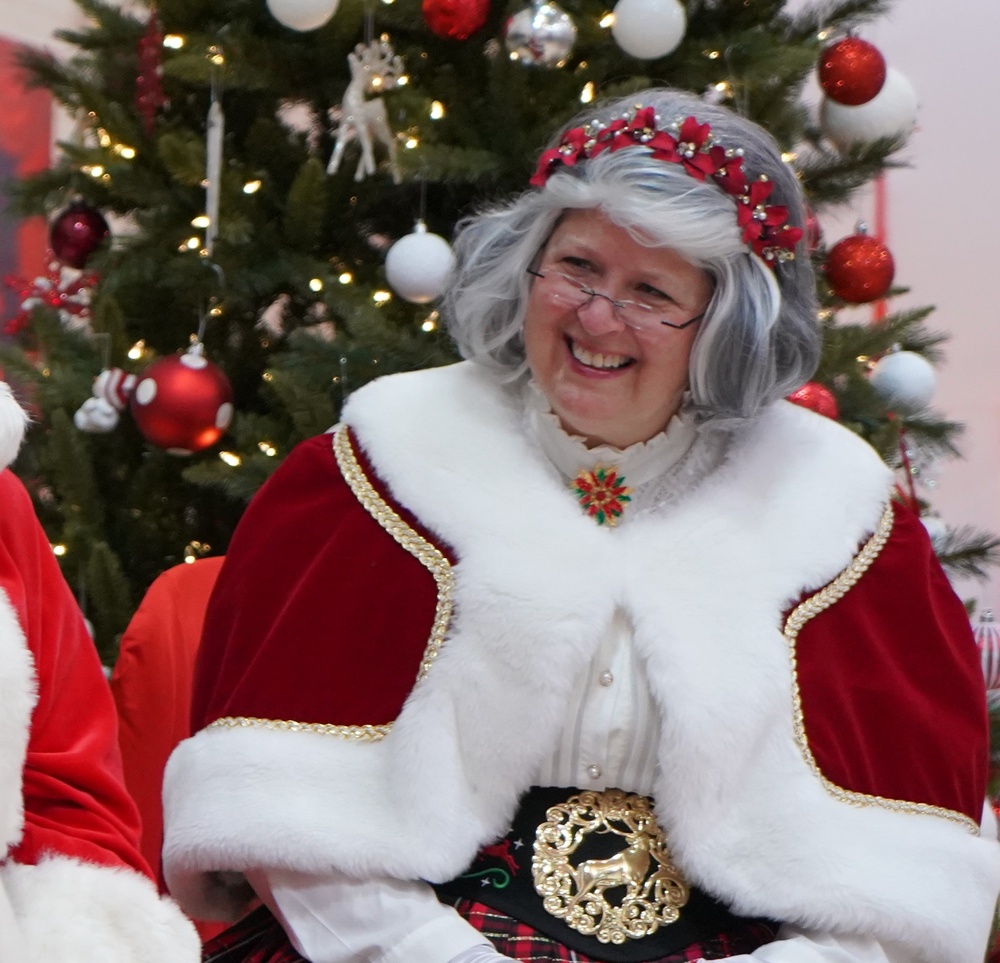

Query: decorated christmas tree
left=2, top=0, right=997, bottom=665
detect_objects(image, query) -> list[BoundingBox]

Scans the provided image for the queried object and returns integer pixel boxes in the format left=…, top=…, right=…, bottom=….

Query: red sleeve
left=110, top=556, right=224, bottom=884
left=0, top=471, right=151, bottom=876
left=191, top=432, right=447, bottom=732
left=796, top=500, right=988, bottom=823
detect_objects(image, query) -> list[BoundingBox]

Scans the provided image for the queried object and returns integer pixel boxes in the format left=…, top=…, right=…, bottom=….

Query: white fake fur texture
left=164, top=363, right=1000, bottom=961
left=0, top=382, right=27, bottom=471
left=0, top=588, right=37, bottom=855
left=2, top=854, right=200, bottom=963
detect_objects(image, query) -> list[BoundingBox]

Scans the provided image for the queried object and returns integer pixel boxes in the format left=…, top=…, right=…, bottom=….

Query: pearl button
left=587, top=764, right=602, bottom=780
left=598, top=670, right=614, bottom=686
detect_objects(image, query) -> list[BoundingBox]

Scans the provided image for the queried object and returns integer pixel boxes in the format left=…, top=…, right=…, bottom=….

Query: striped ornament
left=974, top=610, right=1000, bottom=692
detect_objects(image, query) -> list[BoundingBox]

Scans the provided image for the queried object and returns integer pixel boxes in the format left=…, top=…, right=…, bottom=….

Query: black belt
left=433, top=786, right=775, bottom=963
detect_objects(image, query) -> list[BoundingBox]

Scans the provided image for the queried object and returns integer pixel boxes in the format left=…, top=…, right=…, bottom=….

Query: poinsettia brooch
left=572, top=465, right=633, bottom=527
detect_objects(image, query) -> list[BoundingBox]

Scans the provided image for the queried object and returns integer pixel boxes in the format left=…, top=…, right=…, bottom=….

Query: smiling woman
left=163, top=88, right=999, bottom=963
left=522, top=209, right=712, bottom=448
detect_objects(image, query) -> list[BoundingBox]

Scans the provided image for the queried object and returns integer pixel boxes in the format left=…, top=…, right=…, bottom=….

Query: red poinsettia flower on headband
left=736, top=179, right=782, bottom=243
left=530, top=125, right=591, bottom=187
left=751, top=224, right=803, bottom=262
left=606, top=107, right=677, bottom=158
left=708, top=144, right=747, bottom=196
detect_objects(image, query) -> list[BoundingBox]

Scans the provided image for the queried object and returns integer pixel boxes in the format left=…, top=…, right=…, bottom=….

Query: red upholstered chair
left=109, top=556, right=226, bottom=940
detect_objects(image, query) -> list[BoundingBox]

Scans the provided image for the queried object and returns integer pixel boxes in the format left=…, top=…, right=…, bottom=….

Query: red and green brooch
left=572, top=465, right=633, bottom=527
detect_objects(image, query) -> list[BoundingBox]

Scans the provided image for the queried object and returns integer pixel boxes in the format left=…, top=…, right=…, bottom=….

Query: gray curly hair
left=439, top=87, right=820, bottom=427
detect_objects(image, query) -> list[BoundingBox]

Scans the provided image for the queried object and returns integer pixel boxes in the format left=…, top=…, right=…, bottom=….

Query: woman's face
left=523, top=208, right=713, bottom=449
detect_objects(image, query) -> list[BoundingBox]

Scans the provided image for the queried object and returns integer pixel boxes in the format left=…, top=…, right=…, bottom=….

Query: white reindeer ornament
left=327, top=39, right=404, bottom=183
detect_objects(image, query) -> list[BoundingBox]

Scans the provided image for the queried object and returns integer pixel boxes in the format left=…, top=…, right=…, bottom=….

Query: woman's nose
left=576, top=293, right=627, bottom=336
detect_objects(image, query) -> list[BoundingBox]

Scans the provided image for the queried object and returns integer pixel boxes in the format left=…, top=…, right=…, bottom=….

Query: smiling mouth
left=568, top=338, right=634, bottom=371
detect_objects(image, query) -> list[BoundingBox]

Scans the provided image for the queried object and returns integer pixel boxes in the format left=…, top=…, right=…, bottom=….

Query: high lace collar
left=524, top=380, right=699, bottom=491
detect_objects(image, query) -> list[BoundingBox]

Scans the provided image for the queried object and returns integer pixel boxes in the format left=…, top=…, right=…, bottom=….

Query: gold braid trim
left=785, top=500, right=980, bottom=835
left=332, top=423, right=455, bottom=684
left=208, top=716, right=391, bottom=740
left=206, top=427, right=455, bottom=744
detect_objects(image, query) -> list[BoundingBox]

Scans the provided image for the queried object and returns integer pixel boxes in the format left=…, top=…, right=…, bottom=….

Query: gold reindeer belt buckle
left=531, top=788, right=690, bottom=944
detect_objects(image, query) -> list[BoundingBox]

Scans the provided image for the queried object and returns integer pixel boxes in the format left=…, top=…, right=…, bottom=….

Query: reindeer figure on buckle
left=327, top=39, right=404, bottom=184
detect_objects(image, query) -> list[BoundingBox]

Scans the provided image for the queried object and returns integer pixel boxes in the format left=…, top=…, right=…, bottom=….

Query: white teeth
left=570, top=341, right=631, bottom=369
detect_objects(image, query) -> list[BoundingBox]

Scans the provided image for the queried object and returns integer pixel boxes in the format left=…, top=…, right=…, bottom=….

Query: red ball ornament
left=825, top=233, right=895, bottom=303
left=129, top=346, right=233, bottom=455
left=786, top=382, right=839, bottom=420
left=48, top=202, right=111, bottom=269
left=422, top=0, right=489, bottom=39
left=819, top=37, right=886, bottom=106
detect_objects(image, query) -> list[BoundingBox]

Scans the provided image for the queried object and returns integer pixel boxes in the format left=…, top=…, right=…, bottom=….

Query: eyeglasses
left=526, top=268, right=705, bottom=332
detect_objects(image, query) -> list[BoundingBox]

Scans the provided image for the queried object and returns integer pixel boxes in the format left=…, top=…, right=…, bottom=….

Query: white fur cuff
left=1, top=854, right=200, bottom=963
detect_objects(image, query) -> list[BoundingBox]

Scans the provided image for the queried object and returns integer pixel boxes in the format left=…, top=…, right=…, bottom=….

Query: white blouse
left=250, top=390, right=908, bottom=963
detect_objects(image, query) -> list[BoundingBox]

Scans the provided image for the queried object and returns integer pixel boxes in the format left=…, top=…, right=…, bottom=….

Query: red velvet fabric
left=192, top=432, right=450, bottom=731
left=0, top=470, right=151, bottom=876
left=795, top=500, right=988, bottom=823
left=111, top=557, right=223, bottom=882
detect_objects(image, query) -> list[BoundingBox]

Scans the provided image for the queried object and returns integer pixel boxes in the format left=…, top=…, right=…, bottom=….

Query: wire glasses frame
left=526, top=268, right=705, bottom=331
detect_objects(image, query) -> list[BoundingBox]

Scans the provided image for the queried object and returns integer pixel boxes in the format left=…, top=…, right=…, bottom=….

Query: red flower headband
left=530, top=106, right=803, bottom=268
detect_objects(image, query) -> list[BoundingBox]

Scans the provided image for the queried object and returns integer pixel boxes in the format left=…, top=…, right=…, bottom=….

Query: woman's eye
left=635, top=283, right=672, bottom=303
left=560, top=256, right=593, bottom=273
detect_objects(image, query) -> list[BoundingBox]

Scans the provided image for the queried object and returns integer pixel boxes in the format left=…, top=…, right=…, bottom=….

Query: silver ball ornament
left=504, top=1, right=577, bottom=68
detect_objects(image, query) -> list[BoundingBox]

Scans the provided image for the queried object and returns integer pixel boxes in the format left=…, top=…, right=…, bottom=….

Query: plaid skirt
left=202, top=898, right=775, bottom=963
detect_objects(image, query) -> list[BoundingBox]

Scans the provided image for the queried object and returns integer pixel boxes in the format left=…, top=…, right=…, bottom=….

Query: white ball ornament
left=385, top=221, right=456, bottom=304
left=920, top=513, right=947, bottom=544
left=868, top=350, right=936, bottom=412
left=266, top=0, right=339, bottom=31
left=611, top=0, right=686, bottom=60
left=820, top=67, right=918, bottom=150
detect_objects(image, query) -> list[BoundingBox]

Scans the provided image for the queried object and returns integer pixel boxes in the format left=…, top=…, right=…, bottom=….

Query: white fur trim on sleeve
left=0, top=383, right=28, bottom=470
left=1, top=854, right=201, bottom=963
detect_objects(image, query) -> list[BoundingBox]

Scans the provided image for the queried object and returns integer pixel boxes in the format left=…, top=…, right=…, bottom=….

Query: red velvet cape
left=193, top=432, right=988, bottom=824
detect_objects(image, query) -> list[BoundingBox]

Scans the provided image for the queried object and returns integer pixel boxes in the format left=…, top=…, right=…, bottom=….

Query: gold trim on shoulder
left=332, top=423, right=454, bottom=683
left=533, top=789, right=689, bottom=944
left=204, top=427, right=455, bottom=745
left=784, top=500, right=980, bottom=835
left=208, top=716, right=391, bottom=741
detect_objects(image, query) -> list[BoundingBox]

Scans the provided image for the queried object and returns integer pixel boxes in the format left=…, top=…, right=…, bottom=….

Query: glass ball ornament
left=385, top=221, right=456, bottom=304
left=975, top=610, right=1000, bottom=692
left=49, top=202, right=110, bottom=269
left=825, top=233, right=895, bottom=303
left=818, top=37, right=886, bottom=106
left=504, top=1, right=576, bottom=67
left=786, top=382, right=839, bottom=420
left=423, top=0, right=490, bottom=39
left=130, top=345, right=234, bottom=455
left=611, top=0, right=686, bottom=61
left=820, top=67, right=918, bottom=150
left=266, top=0, right=339, bottom=31
left=868, top=350, right=936, bottom=412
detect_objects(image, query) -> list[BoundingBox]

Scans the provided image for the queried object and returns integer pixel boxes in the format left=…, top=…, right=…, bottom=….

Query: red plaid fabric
left=453, top=898, right=774, bottom=963
left=201, top=899, right=774, bottom=963
left=202, top=906, right=305, bottom=963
